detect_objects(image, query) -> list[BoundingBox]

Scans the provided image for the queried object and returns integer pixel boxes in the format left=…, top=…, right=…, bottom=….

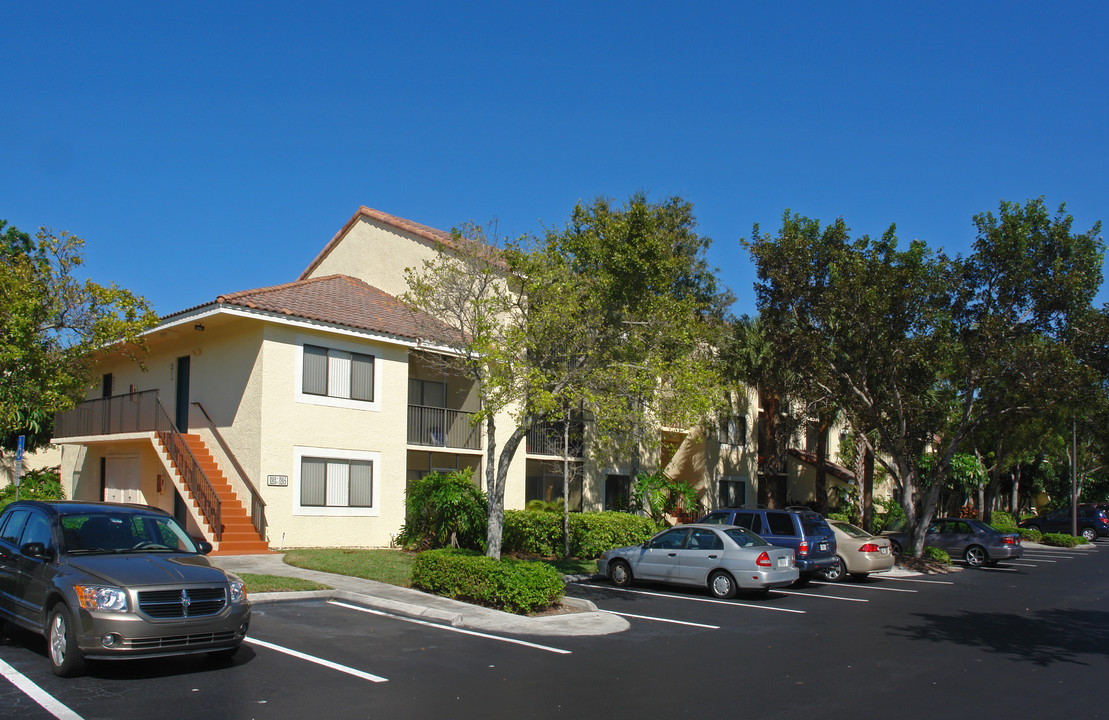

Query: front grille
left=124, top=630, right=238, bottom=650
left=138, top=587, right=228, bottom=619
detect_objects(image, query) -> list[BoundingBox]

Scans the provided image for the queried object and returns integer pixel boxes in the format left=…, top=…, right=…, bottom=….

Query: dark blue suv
left=699, top=507, right=838, bottom=581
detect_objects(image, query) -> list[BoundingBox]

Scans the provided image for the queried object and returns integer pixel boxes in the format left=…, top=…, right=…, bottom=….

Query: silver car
left=597, top=523, right=798, bottom=598
left=0, top=500, right=251, bottom=677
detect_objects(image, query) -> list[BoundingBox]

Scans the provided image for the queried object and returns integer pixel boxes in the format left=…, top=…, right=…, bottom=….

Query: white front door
left=104, top=455, right=142, bottom=504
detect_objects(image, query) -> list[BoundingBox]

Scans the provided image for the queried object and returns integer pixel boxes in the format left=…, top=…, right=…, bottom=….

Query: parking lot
left=2, top=543, right=1107, bottom=720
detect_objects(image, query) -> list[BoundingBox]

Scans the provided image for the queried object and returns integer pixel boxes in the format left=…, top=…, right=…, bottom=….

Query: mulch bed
left=896, top=555, right=957, bottom=574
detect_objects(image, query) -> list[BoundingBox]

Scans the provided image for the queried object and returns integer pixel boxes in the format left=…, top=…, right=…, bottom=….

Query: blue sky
left=3, top=2, right=1107, bottom=318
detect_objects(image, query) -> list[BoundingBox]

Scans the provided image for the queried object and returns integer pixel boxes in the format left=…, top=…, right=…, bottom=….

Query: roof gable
left=299, top=206, right=460, bottom=282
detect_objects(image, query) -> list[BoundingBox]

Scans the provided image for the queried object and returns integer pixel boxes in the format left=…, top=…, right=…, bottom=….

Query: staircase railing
left=153, top=404, right=223, bottom=542
left=55, top=392, right=226, bottom=542
left=191, top=402, right=266, bottom=542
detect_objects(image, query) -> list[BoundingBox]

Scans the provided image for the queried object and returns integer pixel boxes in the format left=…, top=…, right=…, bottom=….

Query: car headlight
left=74, top=585, right=129, bottom=612
left=229, top=579, right=248, bottom=604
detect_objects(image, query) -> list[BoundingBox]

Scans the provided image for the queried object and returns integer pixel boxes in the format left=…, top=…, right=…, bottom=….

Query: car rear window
left=764, top=512, right=795, bottom=536
left=800, top=515, right=830, bottom=537
left=724, top=527, right=769, bottom=548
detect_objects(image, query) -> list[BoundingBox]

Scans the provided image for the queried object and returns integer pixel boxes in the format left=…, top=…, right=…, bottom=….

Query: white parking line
left=1020, top=555, right=1062, bottom=561
left=328, top=600, right=572, bottom=655
left=245, top=638, right=388, bottom=682
left=600, top=610, right=720, bottom=628
left=578, top=584, right=806, bottom=613
left=810, top=581, right=917, bottom=593
left=1005, top=561, right=1041, bottom=567
left=0, top=657, right=83, bottom=720
left=881, top=576, right=955, bottom=585
left=772, top=589, right=868, bottom=602
left=977, top=566, right=1019, bottom=572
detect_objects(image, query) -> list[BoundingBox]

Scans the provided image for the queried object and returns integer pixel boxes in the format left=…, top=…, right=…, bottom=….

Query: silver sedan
left=597, top=523, right=798, bottom=598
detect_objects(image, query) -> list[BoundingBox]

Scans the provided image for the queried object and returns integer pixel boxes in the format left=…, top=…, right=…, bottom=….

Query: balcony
left=54, top=390, right=161, bottom=439
left=526, top=421, right=584, bottom=458
left=407, top=405, right=481, bottom=450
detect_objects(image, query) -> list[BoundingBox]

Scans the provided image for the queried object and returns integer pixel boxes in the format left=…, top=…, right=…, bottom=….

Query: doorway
left=104, top=455, right=142, bottom=504
left=175, top=355, right=191, bottom=431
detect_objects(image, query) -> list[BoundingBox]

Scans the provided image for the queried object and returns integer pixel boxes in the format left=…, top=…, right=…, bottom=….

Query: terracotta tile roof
left=299, top=206, right=460, bottom=281
left=214, top=275, right=462, bottom=345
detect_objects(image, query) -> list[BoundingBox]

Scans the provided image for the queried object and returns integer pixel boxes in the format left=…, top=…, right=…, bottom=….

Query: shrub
left=502, top=510, right=658, bottom=558
left=989, top=511, right=1017, bottom=532
left=827, top=512, right=851, bottom=524
left=922, top=546, right=951, bottom=564
left=411, top=548, right=564, bottom=614
left=396, top=471, right=487, bottom=551
left=872, top=497, right=905, bottom=534
left=1041, top=532, right=1084, bottom=548
left=569, top=512, right=658, bottom=559
left=1018, top=527, right=1042, bottom=543
left=0, top=466, right=64, bottom=509
left=502, top=510, right=562, bottom=556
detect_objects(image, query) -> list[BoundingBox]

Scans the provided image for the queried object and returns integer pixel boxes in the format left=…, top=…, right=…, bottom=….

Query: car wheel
left=608, top=560, right=633, bottom=588
left=47, top=603, right=86, bottom=678
left=821, top=556, right=846, bottom=582
left=964, top=545, right=988, bottom=568
left=708, top=570, right=737, bottom=599
left=889, top=539, right=902, bottom=556
left=1082, top=527, right=1097, bottom=542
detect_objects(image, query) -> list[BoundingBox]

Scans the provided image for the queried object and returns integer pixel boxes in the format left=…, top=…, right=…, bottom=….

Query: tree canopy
left=743, top=199, right=1104, bottom=552
left=0, top=221, right=158, bottom=452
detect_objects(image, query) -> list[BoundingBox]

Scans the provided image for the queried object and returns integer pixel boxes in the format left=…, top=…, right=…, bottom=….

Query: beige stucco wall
left=304, top=217, right=443, bottom=299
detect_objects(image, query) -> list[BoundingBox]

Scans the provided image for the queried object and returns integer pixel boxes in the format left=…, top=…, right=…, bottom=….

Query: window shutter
left=349, top=461, right=373, bottom=507
left=351, top=353, right=374, bottom=401
left=303, top=346, right=328, bottom=396
left=301, top=457, right=326, bottom=506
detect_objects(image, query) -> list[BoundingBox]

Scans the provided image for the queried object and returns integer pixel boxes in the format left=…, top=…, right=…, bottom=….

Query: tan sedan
left=819, top=520, right=895, bottom=581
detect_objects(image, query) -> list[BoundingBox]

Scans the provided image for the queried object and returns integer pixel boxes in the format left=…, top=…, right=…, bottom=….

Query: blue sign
left=16, top=435, right=24, bottom=462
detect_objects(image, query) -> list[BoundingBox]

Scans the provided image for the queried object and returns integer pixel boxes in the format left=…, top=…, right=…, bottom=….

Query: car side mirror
left=195, top=539, right=213, bottom=555
left=642, top=541, right=651, bottom=549
left=21, top=542, right=54, bottom=560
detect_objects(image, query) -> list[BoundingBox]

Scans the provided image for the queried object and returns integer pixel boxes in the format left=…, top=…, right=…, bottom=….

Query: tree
left=0, top=221, right=158, bottom=452
left=743, top=200, right=1103, bottom=555
left=404, top=195, right=733, bottom=558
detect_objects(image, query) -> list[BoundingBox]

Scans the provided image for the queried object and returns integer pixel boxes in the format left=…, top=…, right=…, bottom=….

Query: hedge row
left=501, top=510, right=658, bottom=558
left=1018, top=527, right=1043, bottom=543
left=1040, top=532, right=1087, bottom=548
left=411, top=548, right=564, bottom=615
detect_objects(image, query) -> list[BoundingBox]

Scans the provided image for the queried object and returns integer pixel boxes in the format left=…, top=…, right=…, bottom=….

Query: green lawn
left=280, top=548, right=598, bottom=587
left=239, top=573, right=331, bottom=594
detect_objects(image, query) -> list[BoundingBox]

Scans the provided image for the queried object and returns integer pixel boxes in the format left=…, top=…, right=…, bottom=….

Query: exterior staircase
left=157, top=434, right=270, bottom=555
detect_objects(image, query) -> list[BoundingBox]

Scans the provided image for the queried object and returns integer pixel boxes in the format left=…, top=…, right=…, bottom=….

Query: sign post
left=15, top=435, right=25, bottom=501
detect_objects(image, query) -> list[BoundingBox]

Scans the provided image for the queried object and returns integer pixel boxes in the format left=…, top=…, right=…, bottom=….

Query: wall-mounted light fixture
left=194, top=323, right=205, bottom=331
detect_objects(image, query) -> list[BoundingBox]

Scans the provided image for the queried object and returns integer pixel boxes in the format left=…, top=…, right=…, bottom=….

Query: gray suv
left=698, top=507, right=838, bottom=581
left=0, top=500, right=251, bottom=677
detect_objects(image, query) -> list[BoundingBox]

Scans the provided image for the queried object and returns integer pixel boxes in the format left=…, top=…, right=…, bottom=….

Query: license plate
left=819, top=542, right=829, bottom=552
left=880, top=546, right=889, bottom=555
left=777, top=556, right=789, bottom=568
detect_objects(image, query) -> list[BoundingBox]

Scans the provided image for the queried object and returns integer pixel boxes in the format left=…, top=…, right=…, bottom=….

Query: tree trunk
left=486, top=425, right=529, bottom=560
left=815, top=412, right=829, bottom=513
left=562, top=417, right=570, bottom=559
left=861, top=444, right=874, bottom=532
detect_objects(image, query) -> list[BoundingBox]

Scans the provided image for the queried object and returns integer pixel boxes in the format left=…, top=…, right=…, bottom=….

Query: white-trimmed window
left=295, top=335, right=382, bottom=412
left=293, top=446, right=380, bottom=516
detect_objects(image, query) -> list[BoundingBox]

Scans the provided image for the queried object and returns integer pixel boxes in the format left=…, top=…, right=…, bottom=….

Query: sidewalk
left=210, top=553, right=629, bottom=638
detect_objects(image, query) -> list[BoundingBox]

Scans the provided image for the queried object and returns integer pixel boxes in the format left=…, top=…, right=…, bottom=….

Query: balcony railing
left=53, top=390, right=162, bottom=439
left=54, top=391, right=225, bottom=541
left=526, top=422, right=585, bottom=457
left=407, top=405, right=481, bottom=450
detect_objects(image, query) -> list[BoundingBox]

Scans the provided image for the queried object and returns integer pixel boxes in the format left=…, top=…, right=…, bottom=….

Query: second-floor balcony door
left=176, top=355, right=191, bottom=432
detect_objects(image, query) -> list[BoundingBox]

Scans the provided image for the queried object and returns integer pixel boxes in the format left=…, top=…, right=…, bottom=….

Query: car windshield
left=830, top=520, right=871, bottom=538
left=724, top=527, right=769, bottom=548
left=61, top=513, right=199, bottom=554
